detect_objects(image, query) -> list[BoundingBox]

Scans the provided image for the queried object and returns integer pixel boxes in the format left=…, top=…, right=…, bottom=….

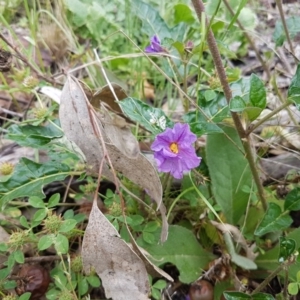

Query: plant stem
left=191, top=0, right=268, bottom=211
left=246, top=99, right=293, bottom=135
left=275, top=0, right=296, bottom=63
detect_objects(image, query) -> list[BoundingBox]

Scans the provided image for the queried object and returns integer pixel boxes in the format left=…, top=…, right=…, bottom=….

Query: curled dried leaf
left=82, top=201, right=150, bottom=300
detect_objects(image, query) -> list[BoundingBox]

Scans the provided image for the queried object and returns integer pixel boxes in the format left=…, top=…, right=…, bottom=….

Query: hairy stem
left=191, top=0, right=268, bottom=211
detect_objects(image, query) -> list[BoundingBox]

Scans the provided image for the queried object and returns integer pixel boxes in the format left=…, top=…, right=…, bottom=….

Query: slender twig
left=275, top=0, right=296, bottom=63
left=251, top=258, right=295, bottom=295
left=246, top=99, right=293, bottom=134
left=222, top=0, right=271, bottom=80
left=191, top=0, right=268, bottom=211
left=0, top=32, right=59, bottom=86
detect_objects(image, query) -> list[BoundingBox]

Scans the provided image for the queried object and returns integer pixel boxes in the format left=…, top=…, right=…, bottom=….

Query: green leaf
left=7, top=122, right=62, bottom=148
left=86, top=275, right=101, bottom=287
left=279, top=237, right=296, bottom=262
left=229, top=96, right=246, bottom=112
left=288, top=282, right=299, bottom=295
left=32, top=208, right=48, bottom=223
left=29, top=196, right=45, bottom=208
left=54, top=233, right=69, bottom=254
left=142, top=231, right=155, bottom=244
left=249, top=74, right=266, bottom=109
left=273, top=16, right=300, bottom=47
left=152, top=279, right=167, bottom=289
left=59, top=219, right=77, bottom=233
left=0, top=158, right=70, bottom=209
left=206, top=126, right=252, bottom=224
left=19, top=292, right=32, bottom=300
left=223, top=291, right=251, bottom=299
left=78, top=277, right=89, bottom=296
left=137, top=225, right=214, bottom=283
left=13, top=249, right=24, bottom=264
left=143, top=221, right=159, bottom=232
left=38, top=234, right=54, bottom=251
left=174, top=4, right=195, bottom=24
left=119, top=97, right=173, bottom=134
left=64, top=0, right=89, bottom=27
left=183, top=111, right=224, bottom=135
left=288, top=64, right=300, bottom=106
left=284, top=187, right=300, bottom=211
left=132, top=0, right=173, bottom=41
left=254, top=203, right=293, bottom=236
left=19, top=216, right=29, bottom=228
left=48, top=193, right=61, bottom=208
left=223, top=292, right=275, bottom=300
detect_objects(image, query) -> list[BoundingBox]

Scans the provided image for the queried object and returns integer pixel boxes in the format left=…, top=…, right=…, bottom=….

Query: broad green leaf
left=137, top=225, right=214, bottom=283
left=119, top=97, right=173, bottom=134
left=223, top=291, right=251, bottom=299
left=174, top=4, right=195, bottom=24
left=0, top=158, right=70, bottom=209
left=59, top=219, right=77, bottom=233
left=223, top=292, right=275, bottom=300
left=288, top=282, right=299, bottom=295
left=48, top=193, right=60, bottom=208
left=64, top=0, right=89, bottom=27
left=38, top=234, right=54, bottom=251
left=86, top=275, right=101, bottom=287
left=32, top=208, right=48, bottom=223
left=152, top=279, right=167, bottom=289
left=7, top=122, right=62, bottom=148
left=19, top=293, right=32, bottom=300
left=132, top=0, right=171, bottom=40
left=19, top=216, right=29, bottom=228
left=204, top=90, right=217, bottom=102
left=279, top=237, right=296, bottom=262
left=197, top=90, right=230, bottom=122
left=78, top=277, right=89, bottom=296
left=142, top=231, right=155, bottom=244
left=254, top=203, right=293, bottom=236
left=288, top=64, right=300, bottom=106
left=249, top=74, right=266, bottom=109
left=273, top=16, right=300, bottom=47
left=13, top=249, right=24, bottom=264
left=206, top=126, right=252, bottom=224
left=54, top=233, right=69, bottom=254
left=284, top=187, right=300, bottom=211
left=229, top=96, right=246, bottom=112
left=144, top=221, right=159, bottom=232
left=183, top=111, right=223, bottom=135
left=29, top=196, right=45, bottom=208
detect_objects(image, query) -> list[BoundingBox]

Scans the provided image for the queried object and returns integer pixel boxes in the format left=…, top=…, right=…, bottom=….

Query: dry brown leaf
left=99, top=103, right=140, bottom=159
left=59, top=75, right=111, bottom=177
left=91, top=83, right=127, bottom=115
left=82, top=201, right=150, bottom=300
left=59, top=75, right=168, bottom=241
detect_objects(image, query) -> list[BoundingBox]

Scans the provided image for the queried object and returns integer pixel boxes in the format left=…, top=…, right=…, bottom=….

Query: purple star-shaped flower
left=151, top=123, right=201, bottom=179
left=145, top=35, right=165, bottom=53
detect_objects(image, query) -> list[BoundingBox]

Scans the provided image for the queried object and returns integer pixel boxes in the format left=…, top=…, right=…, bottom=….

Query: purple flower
left=145, top=35, right=165, bottom=53
left=151, top=123, right=201, bottom=179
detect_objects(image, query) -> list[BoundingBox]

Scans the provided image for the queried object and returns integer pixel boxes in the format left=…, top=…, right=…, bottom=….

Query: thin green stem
left=191, top=0, right=268, bottom=211
left=189, top=173, right=224, bottom=224
left=246, top=99, right=293, bottom=135
left=167, top=187, right=194, bottom=220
